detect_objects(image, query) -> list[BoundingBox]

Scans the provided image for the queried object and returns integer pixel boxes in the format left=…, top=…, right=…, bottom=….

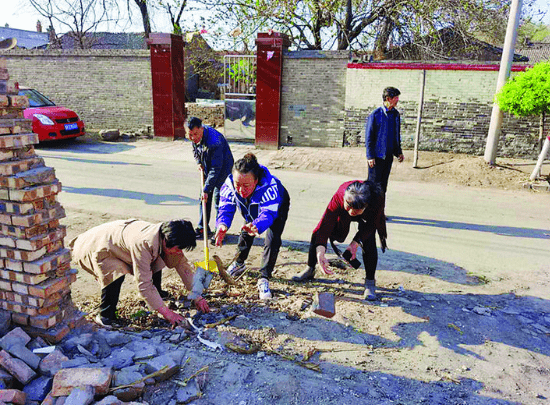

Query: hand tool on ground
left=190, top=169, right=218, bottom=300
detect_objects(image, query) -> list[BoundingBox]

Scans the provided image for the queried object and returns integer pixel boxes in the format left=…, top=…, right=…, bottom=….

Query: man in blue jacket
left=365, top=87, right=404, bottom=193
left=187, top=117, right=234, bottom=239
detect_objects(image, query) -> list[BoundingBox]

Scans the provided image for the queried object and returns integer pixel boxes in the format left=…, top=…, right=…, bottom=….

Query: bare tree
left=28, top=0, right=121, bottom=49
left=130, top=0, right=152, bottom=38
left=157, top=0, right=188, bottom=34
left=197, top=0, right=540, bottom=53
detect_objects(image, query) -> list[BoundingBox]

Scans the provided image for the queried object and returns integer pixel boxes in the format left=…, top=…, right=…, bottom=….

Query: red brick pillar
left=255, top=32, right=290, bottom=149
left=146, top=33, right=187, bottom=139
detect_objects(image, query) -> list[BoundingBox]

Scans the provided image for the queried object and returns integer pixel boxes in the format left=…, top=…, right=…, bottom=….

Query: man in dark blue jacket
left=187, top=117, right=234, bottom=239
left=365, top=87, right=404, bottom=193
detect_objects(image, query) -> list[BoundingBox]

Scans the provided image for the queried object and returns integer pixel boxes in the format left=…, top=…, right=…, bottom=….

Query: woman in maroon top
left=292, top=180, right=387, bottom=300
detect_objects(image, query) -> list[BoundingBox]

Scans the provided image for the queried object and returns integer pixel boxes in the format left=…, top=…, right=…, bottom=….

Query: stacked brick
left=0, top=57, right=83, bottom=343
left=185, top=103, right=224, bottom=128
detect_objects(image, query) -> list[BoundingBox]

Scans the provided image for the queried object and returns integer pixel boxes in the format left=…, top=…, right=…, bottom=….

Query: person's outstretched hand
left=158, top=306, right=185, bottom=326
left=194, top=297, right=210, bottom=313
left=346, top=240, right=360, bottom=260
left=316, top=245, right=333, bottom=275
left=242, top=222, right=259, bottom=236
left=214, top=225, right=228, bottom=247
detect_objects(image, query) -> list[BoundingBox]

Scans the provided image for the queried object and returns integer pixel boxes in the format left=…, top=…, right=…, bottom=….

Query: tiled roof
left=0, top=27, right=49, bottom=49
left=516, top=43, right=550, bottom=64
left=383, top=27, right=528, bottom=62
left=60, top=32, right=146, bottom=49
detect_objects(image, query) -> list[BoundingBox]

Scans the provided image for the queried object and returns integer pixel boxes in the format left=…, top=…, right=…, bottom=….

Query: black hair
left=233, top=153, right=263, bottom=181
left=187, top=117, right=202, bottom=130
left=160, top=219, right=196, bottom=251
left=382, top=87, right=401, bottom=101
left=344, top=181, right=381, bottom=209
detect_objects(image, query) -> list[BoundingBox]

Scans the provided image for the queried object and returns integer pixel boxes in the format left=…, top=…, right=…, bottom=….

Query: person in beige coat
left=70, top=218, right=210, bottom=327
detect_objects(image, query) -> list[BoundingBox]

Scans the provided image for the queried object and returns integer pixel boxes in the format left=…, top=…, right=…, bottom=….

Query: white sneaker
left=228, top=262, right=246, bottom=278
left=257, top=278, right=272, bottom=300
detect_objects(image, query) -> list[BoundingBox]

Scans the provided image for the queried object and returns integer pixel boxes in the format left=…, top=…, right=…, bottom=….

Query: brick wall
left=2, top=49, right=544, bottom=158
left=280, top=50, right=349, bottom=148
left=2, top=49, right=153, bottom=131
left=345, top=63, right=541, bottom=158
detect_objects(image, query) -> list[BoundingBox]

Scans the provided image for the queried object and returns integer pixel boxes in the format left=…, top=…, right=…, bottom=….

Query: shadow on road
left=36, top=139, right=136, bottom=154
left=42, top=155, right=149, bottom=166
left=274, top=239, right=477, bottom=286
left=63, top=186, right=197, bottom=206
left=384, top=289, right=550, bottom=357
left=391, top=216, right=549, bottom=239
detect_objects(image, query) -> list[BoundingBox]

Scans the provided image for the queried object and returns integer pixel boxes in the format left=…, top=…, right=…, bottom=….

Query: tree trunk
left=337, top=0, right=353, bottom=50
left=134, top=0, right=151, bottom=38
left=539, top=111, right=545, bottom=153
left=373, top=16, right=394, bottom=60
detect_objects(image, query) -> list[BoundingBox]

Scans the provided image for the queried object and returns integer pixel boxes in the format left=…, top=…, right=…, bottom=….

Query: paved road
left=37, top=139, right=550, bottom=305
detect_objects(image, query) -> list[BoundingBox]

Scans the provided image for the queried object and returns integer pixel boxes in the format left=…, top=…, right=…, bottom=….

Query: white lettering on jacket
left=261, top=186, right=278, bottom=203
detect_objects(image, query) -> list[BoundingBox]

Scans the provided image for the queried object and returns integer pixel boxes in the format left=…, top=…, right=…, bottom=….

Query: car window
left=18, top=89, right=56, bottom=108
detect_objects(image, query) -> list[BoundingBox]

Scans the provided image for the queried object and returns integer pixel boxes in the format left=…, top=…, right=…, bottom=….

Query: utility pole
left=484, top=0, right=523, bottom=165
left=413, top=70, right=426, bottom=168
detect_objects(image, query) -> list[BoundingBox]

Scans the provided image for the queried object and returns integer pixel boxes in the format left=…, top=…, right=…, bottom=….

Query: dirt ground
left=69, top=144, right=549, bottom=316
left=64, top=140, right=550, bottom=404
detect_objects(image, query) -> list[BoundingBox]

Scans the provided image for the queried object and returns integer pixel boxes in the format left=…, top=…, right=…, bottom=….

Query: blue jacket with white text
left=216, top=166, right=285, bottom=234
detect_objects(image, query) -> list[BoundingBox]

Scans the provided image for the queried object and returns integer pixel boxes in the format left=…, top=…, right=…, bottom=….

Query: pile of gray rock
left=0, top=304, right=261, bottom=405
left=0, top=321, right=200, bottom=405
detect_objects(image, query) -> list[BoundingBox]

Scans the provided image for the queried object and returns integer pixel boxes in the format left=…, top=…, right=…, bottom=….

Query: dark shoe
left=363, top=279, right=377, bottom=301
left=157, top=289, right=170, bottom=299
left=195, top=227, right=213, bottom=240
left=95, top=314, right=120, bottom=328
left=292, top=266, right=316, bottom=282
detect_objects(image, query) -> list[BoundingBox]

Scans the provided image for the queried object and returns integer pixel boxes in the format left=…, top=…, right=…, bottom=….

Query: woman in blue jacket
left=214, top=153, right=290, bottom=300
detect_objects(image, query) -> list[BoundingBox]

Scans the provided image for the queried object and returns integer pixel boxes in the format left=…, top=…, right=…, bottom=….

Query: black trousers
left=234, top=188, right=290, bottom=279
left=308, top=229, right=378, bottom=281
left=198, top=186, right=221, bottom=232
left=100, top=270, right=163, bottom=319
left=368, top=156, right=393, bottom=193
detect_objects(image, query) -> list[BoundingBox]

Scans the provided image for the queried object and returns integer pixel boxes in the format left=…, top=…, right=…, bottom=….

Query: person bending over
left=70, top=218, right=210, bottom=327
left=214, top=153, right=290, bottom=300
left=292, top=181, right=386, bottom=300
